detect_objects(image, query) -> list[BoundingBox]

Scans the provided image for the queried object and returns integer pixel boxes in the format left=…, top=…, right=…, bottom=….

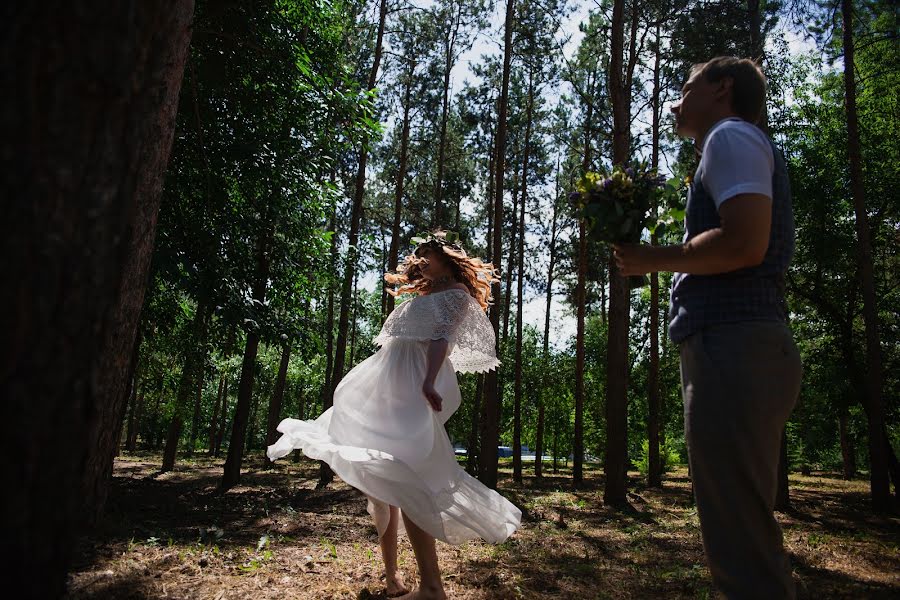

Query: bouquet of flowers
left=570, top=164, right=682, bottom=287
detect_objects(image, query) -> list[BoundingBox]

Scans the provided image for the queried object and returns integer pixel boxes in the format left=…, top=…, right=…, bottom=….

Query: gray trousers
left=680, top=321, right=802, bottom=600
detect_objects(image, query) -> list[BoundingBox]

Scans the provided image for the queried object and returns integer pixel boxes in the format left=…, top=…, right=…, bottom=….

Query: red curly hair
left=384, top=234, right=498, bottom=310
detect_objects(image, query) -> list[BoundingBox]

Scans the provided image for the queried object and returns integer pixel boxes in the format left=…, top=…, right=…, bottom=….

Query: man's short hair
left=691, top=57, right=767, bottom=124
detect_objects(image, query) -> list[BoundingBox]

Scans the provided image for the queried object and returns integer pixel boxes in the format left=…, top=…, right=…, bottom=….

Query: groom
left=614, top=56, right=801, bottom=599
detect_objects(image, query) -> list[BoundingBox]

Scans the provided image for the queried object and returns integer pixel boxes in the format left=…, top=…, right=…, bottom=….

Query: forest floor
left=66, top=452, right=899, bottom=600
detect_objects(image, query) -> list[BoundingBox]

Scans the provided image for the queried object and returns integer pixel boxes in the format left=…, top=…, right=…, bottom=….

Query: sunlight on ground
left=65, top=454, right=899, bottom=599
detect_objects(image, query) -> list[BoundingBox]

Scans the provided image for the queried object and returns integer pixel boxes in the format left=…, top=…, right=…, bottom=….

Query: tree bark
left=512, top=68, right=535, bottom=484
left=647, top=25, right=663, bottom=488
left=265, top=343, right=291, bottom=468
left=208, top=371, right=225, bottom=454
left=479, top=0, right=515, bottom=490
left=503, top=164, right=522, bottom=342
left=537, top=159, right=561, bottom=479
left=214, top=376, right=230, bottom=458
left=603, top=0, right=632, bottom=507
left=0, top=2, right=195, bottom=590
left=162, top=303, right=208, bottom=472
left=841, top=0, right=890, bottom=511
left=386, top=58, right=415, bottom=316
left=467, top=374, right=483, bottom=475
left=188, top=356, right=205, bottom=454
left=573, top=88, right=594, bottom=486
left=433, top=5, right=463, bottom=227
left=325, top=0, right=387, bottom=488
left=220, top=229, right=270, bottom=490
left=839, top=411, right=856, bottom=480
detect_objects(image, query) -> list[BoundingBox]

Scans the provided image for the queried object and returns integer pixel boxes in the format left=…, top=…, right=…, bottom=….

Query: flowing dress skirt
left=267, top=338, right=521, bottom=544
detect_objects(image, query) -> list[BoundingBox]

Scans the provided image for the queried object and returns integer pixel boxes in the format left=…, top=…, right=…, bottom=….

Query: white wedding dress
left=267, top=288, right=521, bottom=544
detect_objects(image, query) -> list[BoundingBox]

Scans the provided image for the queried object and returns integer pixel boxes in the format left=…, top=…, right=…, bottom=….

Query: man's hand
left=612, top=243, right=659, bottom=276
left=422, top=381, right=443, bottom=412
left=613, top=193, right=773, bottom=277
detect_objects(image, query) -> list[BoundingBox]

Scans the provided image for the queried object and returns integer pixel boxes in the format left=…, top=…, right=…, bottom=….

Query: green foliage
left=636, top=439, right=683, bottom=476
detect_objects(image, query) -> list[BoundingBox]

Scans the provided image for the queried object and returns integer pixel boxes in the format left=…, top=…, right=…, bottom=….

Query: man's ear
left=714, top=76, right=734, bottom=104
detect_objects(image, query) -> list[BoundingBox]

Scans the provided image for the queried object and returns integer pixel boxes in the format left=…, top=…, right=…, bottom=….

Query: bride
left=267, top=230, right=521, bottom=599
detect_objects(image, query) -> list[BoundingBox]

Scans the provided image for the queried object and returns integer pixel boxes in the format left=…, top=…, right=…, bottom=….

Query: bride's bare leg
left=398, top=512, right=446, bottom=600
left=381, top=505, right=409, bottom=596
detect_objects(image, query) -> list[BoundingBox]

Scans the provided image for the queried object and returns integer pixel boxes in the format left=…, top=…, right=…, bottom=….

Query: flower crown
left=411, top=230, right=466, bottom=256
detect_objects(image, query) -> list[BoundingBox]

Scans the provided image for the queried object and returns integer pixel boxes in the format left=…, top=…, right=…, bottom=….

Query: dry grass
left=65, top=453, right=900, bottom=599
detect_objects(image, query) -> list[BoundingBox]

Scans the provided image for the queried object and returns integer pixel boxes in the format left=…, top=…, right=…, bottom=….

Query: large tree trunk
left=841, top=0, right=890, bottom=512
left=573, top=95, right=593, bottom=486
left=512, top=70, right=535, bottom=485
left=537, top=160, right=561, bottom=479
left=432, top=6, right=462, bottom=227
left=479, top=0, right=515, bottom=490
left=502, top=165, right=521, bottom=342
left=208, top=371, right=225, bottom=454
left=162, top=303, right=208, bottom=472
left=323, top=203, right=337, bottom=404
left=324, top=0, right=387, bottom=488
left=604, top=0, right=631, bottom=507
left=220, top=231, right=270, bottom=490
left=221, top=330, right=262, bottom=489
left=647, top=26, right=663, bottom=489
left=0, top=2, right=193, bottom=594
left=386, top=59, right=415, bottom=316
left=265, top=344, right=291, bottom=468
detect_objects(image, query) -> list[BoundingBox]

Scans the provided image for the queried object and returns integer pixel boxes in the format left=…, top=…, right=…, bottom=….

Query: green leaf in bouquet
left=410, top=236, right=426, bottom=245
left=669, top=208, right=686, bottom=221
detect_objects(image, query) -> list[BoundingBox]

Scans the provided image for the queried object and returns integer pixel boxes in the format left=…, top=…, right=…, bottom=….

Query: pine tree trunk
left=647, top=26, right=663, bottom=489
left=386, top=59, right=414, bottom=316
left=208, top=371, right=226, bottom=454
left=503, top=165, right=521, bottom=342
left=479, top=0, right=515, bottom=490
left=265, top=344, right=291, bottom=468
left=537, top=160, right=561, bottom=479
left=467, top=374, right=483, bottom=475
left=513, top=71, right=535, bottom=485
left=433, top=7, right=462, bottom=227
left=162, top=305, right=208, bottom=471
left=841, top=0, right=890, bottom=511
left=221, top=231, right=270, bottom=490
left=124, top=376, right=139, bottom=455
left=188, top=360, right=205, bottom=454
left=573, top=97, right=593, bottom=486
left=604, top=0, right=631, bottom=508
left=325, top=0, right=388, bottom=488
left=214, top=377, right=230, bottom=458
left=839, top=411, right=856, bottom=480
left=323, top=203, right=337, bottom=402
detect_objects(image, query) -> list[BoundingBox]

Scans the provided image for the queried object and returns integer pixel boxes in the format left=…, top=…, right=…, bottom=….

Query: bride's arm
left=422, top=338, right=449, bottom=411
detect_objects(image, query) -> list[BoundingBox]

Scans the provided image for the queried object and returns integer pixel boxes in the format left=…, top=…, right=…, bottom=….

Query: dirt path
left=65, top=453, right=899, bottom=599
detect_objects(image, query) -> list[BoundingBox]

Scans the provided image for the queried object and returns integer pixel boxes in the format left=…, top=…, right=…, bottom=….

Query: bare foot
left=396, top=587, right=447, bottom=600
left=386, top=573, right=411, bottom=597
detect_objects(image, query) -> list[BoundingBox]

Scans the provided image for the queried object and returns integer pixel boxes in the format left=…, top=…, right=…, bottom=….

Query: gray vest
left=668, top=130, right=795, bottom=343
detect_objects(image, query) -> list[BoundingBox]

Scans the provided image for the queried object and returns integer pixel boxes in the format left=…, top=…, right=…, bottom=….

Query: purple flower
left=625, top=167, right=634, bottom=177
left=569, top=191, right=581, bottom=201
left=602, top=178, right=613, bottom=189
